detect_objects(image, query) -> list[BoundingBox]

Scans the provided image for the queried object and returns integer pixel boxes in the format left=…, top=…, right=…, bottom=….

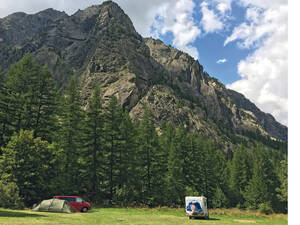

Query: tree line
left=0, top=54, right=287, bottom=213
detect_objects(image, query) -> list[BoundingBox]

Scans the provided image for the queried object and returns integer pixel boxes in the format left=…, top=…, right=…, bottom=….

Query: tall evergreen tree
left=192, top=136, right=221, bottom=208
left=230, top=145, right=253, bottom=207
left=158, top=122, right=175, bottom=204
left=159, top=122, right=175, bottom=159
left=103, top=95, right=123, bottom=200
left=115, top=108, right=139, bottom=204
left=58, top=77, right=85, bottom=193
left=137, top=109, right=160, bottom=205
left=0, top=79, right=11, bottom=149
left=243, top=145, right=279, bottom=210
left=166, top=125, right=188, bottom=206
left=211, top=148, right=230, bottom=208
left=181, top=131, right=225, bottom=207
left=5, top=54, right=39, bottom=132
left=81, top=86, right=104, bottom=200
left=29, top=65, right=59, bottom=141
left=184, top=133, right=203, bottom=194
left=3, top=54, right=58, bottom=141
left=276, top=157, right=287, bottom=212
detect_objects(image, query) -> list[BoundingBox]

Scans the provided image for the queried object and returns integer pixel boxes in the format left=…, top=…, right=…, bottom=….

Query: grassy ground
left=0, top=207, right=287, bottom=225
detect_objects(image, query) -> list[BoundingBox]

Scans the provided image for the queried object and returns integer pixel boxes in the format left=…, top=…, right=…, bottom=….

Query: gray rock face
left=0, top=8, right=68, bottom=46
left=0, top=1, right=287, bottom=144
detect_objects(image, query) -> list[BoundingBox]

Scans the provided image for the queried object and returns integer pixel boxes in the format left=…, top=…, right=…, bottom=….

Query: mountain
left=0, top=8, right=68, bottom=46
left=0, top=1, right=287, bottom=149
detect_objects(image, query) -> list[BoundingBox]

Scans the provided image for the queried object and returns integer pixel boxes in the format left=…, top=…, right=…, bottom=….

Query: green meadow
left=0, top=208, right=287, bottom=225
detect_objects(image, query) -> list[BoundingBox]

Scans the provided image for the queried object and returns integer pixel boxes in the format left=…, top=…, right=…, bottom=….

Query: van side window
left=76, top=198, right=83, bottom=203
left=67, top=197, right=75, bottom=202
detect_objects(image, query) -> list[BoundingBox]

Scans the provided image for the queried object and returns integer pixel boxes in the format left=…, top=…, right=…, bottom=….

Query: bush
left=258, top=202, right=274, bottom=215
left=211, top=187, right=229, bottom=208
left=0, top=181, right=24, bottom=209
left=0, top=130, right=57, bottom=206
left=237, top=203, right=246, bottom=209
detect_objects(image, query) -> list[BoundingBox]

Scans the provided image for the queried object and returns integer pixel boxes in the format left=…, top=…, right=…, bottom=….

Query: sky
left=0, top=0, right=288, bottom=126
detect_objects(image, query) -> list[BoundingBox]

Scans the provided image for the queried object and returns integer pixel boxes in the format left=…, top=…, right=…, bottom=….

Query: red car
left=54, top=196, right=91, bottom=212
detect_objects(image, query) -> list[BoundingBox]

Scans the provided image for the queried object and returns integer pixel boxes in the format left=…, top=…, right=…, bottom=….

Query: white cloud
left=200, top=1, right=224, bottom=33
left=0, top=0, right=101, bottom=18
left=238, top=0, right=286, bottom=9
left=114, top=0, right=175, bottom=37
left=151, top=0, right=201, bottom=59
left=217, top=58, right=227, bottom=64
left=224, top=6, right=279, bottom=48
left=214, top=0, right=233, bottom=15
left=226, top=1, right=288, bottom=126
left=199, top=0, right=233, bottom=34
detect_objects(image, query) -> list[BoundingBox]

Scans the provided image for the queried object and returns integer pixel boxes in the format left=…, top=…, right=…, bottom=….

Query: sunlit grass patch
left=0, top=207, right=287, bottom=225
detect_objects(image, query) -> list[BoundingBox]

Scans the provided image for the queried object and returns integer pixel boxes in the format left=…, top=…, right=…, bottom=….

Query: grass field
left=0, top=207, right=287, bottom=225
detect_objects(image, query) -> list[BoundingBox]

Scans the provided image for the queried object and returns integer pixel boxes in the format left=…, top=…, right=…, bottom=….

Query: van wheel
left=81, top=207, right=88, bottom=213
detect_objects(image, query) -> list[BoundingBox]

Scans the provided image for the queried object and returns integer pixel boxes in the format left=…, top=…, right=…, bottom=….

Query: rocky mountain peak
left=36, top=8, right=68, bottom=21
left=0, top=8, right=68, bottom=46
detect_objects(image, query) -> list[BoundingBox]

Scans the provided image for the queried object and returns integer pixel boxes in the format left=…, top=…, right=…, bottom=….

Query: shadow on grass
left=0, top=210, right=46, bottom=218
left=192, top=218, right=220, bottom=221
left=207, top=218, right=220, bottom=221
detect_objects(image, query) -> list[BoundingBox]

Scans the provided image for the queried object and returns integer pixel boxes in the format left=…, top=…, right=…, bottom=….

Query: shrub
left=258, top=202, right=274, bottom=215
left=0, top=180, right=24, bottom=209
left=0, top=130, right=57, bottom=206
left=211, top=187, right=230, bottom=208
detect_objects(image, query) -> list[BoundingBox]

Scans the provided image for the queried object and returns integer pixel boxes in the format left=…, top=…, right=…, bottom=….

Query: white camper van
left=185, top=196, right=209, bottom=219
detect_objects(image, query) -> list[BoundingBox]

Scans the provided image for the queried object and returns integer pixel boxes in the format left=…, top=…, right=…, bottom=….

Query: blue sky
left=0, top=0, right=288, bottom=126
left=158, top=26, right=252, bottom=85
left=155, top=1, right=252, bottom=85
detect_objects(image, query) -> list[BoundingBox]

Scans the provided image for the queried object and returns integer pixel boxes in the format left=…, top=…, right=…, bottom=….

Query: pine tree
left=276, top=157, right=287, bottom=212
left=0, top=79, right=11, bottom=149
left=3, top=54, right=58, bottom=142
left=243, top=145, right=279, bottom=210
left=5, top=54, right=40, bottom=132
left=58, top=77, right=85, bottom=193
left=188, top=133, right=222, bottom=203
left=29, top=65, right=59, bottom=141
left=115, top=108, right=139, bottom=204
left=166, top=125, right=187, bottom=206
left=210, top=145, right=230, bottom=208
left=200, top=140, right=215, bottom=202
left=230, top=145, right=253, bottom=207
left=211, top=186, right=229, bottom=208
left=184, top=133, right=204, bottom=194
left=81, top=86, right=104, bottom=201
left=103, top=95, right=123, bottom=200
left=136, top=109, right=160, bottom=205
left=158, top=122, right=175, bottom=204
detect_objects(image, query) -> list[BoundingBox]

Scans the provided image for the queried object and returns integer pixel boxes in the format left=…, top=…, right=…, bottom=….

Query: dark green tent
left=32, top=198, right=72, bottom=213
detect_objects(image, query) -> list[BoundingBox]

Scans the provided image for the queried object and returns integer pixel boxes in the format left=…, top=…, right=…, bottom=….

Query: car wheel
left=81, top=207, right=88, bottom=213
